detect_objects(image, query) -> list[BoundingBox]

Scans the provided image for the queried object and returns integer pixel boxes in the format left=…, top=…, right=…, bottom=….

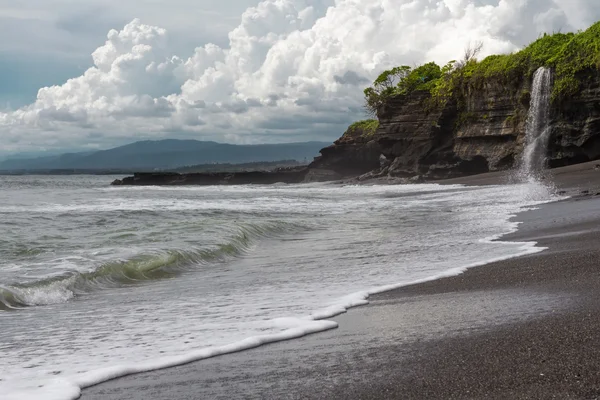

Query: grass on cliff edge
left=344, top=119, right=379, bottom=139
left=463, top=21, right=600, bottom=100
left=363, top=20, right=600, bottom=113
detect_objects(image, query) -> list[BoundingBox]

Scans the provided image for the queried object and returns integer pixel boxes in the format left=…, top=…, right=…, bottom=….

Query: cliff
left=113, top=23, right=600, bottom=187
left=114, top=69, right=600, bottom=187
left=304, top=121, right=382, bottom=182
left=549, top=69, right=600, bottom=167
left=312, top=23, right=600, bottom=182
left=372, top=80, right=530, bottom=180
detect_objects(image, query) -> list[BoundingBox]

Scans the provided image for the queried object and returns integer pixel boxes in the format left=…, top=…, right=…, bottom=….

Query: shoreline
left=81, top=164, right=600, bottom=399
left=52, top=187, right=542, bottom=400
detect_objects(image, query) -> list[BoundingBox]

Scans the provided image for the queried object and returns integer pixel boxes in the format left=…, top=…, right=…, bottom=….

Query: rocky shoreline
left=86, top=162, right=600, bottom=400
left=114, top=72, right=600, bottom=186
left=111, top=166, right=310, bottom=186
left=114, top=62, right=600, bottom=187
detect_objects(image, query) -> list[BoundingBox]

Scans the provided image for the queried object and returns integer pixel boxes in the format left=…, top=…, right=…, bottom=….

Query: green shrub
left=363, top=63, right=444, bottom=115
left=457, top=23, right=600, bottom=101
left=363, top=21, right=600, bottom=111
left=343, top=119, right=379, bottom=139
left=397, top=62, right=443, bottom=94
left=346, top=119, right=380, bottom=138
left=363, top=66, right=412, bottom=116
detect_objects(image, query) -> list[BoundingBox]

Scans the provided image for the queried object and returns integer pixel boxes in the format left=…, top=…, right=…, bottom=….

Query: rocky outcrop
left=113, top=69, right=600, bottom=187
left=312, top=68, right=600, bottom=181
left=313, top=87, right=515, bottom=181
left=452, top=81, right=530, bottom=172
left=548, top=69, right=600, bottom=167
left=304, top=129, right=381, bottom=182
left=374, top=91, right=465, bottom=179
left=112, top=124, right=383, bottom=186
left=111, top=167, right=308, bottom=186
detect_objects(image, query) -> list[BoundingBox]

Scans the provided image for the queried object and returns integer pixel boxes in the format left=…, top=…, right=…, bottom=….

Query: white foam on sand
left=7, top=237, right=546, bottom=400
left=4, top=319, right=338, bottom=400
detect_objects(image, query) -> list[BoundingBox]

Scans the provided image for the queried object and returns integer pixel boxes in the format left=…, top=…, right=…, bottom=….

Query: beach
left=81, top=161, right=600, bottom=400
left=2, top=3, right=600, bottom=400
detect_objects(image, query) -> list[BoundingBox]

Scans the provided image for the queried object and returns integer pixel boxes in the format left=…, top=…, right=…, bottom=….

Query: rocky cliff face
left=113, top=70, right=600, bottom=187
left=452, top=81, right=530, bottom=172
left=304, top=126, right=381, bottom=182
left=311, top=68, right=600, bottom=181
left=549, top=69, right=600, bottom=167
left=374, top=91, right=463, bottom=179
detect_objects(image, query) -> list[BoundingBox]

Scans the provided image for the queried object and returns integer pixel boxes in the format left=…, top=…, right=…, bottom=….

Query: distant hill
left=0, top=140, right=331, bottom=171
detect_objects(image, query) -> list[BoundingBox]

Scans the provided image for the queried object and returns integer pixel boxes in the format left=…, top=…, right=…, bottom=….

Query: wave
left=9, top=245, right=48, bottom=259
left=0, top=221, right=300, bottom=311
left=4, top=232, right=548, bottom=400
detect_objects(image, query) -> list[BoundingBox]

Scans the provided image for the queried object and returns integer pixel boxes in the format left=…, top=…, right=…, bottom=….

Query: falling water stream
left=519, top=67, right=553, bottom=180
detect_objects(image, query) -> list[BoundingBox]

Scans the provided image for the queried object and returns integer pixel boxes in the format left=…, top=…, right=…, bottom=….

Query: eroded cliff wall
left=310, top=68, right=600, bottom=182
left=549, top=69, right=600, bottom=167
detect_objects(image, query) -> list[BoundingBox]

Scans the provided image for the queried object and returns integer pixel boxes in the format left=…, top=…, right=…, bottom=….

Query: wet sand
left=441, top=160, right=600, bottom=194
left=83, top=162, right=600, bottom=400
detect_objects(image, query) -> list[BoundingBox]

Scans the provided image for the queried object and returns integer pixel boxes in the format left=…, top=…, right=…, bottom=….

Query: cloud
left=334, top=71, right=370, bottom=86
left=1, top=0, right=600, bottom=152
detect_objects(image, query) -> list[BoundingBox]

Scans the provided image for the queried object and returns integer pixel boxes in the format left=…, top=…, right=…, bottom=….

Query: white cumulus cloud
left=1, top=0, right=599, bottom=152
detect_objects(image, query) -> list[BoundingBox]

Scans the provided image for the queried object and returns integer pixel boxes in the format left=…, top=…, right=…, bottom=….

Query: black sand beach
left=83, top=162, right=600, bottom=400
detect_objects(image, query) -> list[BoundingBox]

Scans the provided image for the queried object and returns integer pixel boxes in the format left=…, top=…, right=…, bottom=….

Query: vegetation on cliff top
left=364, top=20, right=600, bottom=114
left=341, top=119, right=379, bottom=141
left=363, top=62, right=448, bottom=115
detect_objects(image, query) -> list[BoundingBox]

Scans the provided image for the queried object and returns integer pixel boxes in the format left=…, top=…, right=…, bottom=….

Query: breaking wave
left=0, top=221, right=300, bottom=311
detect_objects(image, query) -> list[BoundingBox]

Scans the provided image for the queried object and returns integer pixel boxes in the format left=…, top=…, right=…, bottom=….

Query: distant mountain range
left=0, top=140, right=331, bottom=171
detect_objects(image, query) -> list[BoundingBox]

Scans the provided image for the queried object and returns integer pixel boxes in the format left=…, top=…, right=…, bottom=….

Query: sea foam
left=4, top=319, right=338, bottom=400
left=5, top=231, right=547, bottom=400
left=0, top=178, right=562, bottom=400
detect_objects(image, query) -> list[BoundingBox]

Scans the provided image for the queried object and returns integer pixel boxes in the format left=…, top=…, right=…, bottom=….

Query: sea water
left=0, top=175, right=557, bottom=399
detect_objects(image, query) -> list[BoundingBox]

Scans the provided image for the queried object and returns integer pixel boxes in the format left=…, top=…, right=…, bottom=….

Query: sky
left=0, top=0, right=599, bottom=155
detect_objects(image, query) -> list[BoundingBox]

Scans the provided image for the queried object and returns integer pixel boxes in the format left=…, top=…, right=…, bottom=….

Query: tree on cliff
left=455, top=41, right=483, bottom=69
left=363, top=66, right=412, bottom=116
left=363, top=62, right=444, bottom=116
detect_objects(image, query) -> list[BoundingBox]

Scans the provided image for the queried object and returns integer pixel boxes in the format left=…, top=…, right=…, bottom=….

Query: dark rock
left=375, top=91, right=461, bottom=179
left=369, top=80, right=528, bottom=179
left=547, top=70, right=600, bottom=168
left=313, top=68, right=600, bottom=181
left=111, top=167, right=309, bottom=186
left=303, top=138, right=381, bottom=182
left=379, top=154, right=391, bottom=169
left=114, top=69, right=600, bottom=187
left=357, top=169, right=388, bottom=181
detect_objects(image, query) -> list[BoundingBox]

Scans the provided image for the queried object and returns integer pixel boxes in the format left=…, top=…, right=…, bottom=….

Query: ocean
left=0, top=175, right=557, bottom=399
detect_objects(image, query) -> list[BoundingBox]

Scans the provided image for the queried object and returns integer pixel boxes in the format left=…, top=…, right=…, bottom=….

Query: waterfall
left=518, top=67, right=553, bottom=180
